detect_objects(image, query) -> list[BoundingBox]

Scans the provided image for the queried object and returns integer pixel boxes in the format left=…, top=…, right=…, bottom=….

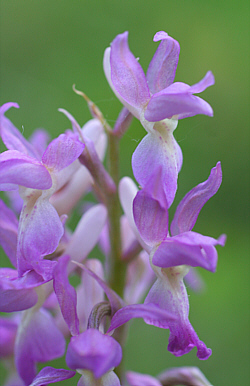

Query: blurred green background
left=0, top=0, right=249, bottom=385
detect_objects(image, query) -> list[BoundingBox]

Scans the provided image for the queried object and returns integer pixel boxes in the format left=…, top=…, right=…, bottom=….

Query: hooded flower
left=104, top=31, right=214, bottom=207
left=119, top=163, right=225, bottom=359
left=0, top=102, right=85, bottom=277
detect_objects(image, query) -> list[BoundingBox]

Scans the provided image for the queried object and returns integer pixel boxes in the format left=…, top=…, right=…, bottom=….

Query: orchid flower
left=0, top=102, right=85, bottom=277
left=119, top=162, right=225, bottom=359
left=104, top=31, right=214, bottom=206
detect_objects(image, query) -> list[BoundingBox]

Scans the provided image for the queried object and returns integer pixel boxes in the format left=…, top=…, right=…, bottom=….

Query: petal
left=158, top=366, right=213, bottom=386
left=53, top=255, right=79, bottom=336
left=29, top=367, right=75, bottom=386
left=42, top=133, right=84, bottom=171
left=15, top=309, right=65, bottom=385
left=29, top=129, right=50, bottom=159
left=132, top=128, right=181, bottom=208
left=0, top=316, right=18, bottom=357
left=171, top=162, right=222, bottom=235
left=107, top=303, right=176, bottom=334
left=145, top=266, right=211, bottom=359
left=104, top=32, right=150, bottom=119
left=77, top=370, right=121, bottom=386
left=0, top=150, right=52, bottom=190
left=147, top=32, right=180, bottom=93
left=152, top=231, right=225, bottom=272
left=17, top=194, right=64, bottom=276
left=133, top=167, right=169, bottom=245
left=189, top=71, right=215, bottom=94
left=0, top=103, right=40, bottom=158
left=66, top=329, right=122, bottom=378
left=74, top=262, right=124, bottom=316
left=0, top=199, right=18, bottom=267
left=126, top=371, right=161, bottom=386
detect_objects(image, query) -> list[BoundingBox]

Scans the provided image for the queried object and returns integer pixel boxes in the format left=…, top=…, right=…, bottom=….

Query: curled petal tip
left=153, top=31, right=169, bottom=42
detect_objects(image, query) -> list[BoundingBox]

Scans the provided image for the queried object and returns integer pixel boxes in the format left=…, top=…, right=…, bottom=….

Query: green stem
left=106, top=132, right=126, bottom=297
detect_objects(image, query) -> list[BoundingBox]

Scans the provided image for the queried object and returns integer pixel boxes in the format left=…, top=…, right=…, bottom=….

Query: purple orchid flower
left=0, top=103, right=85, bottom=277
left=104, top=31, right=214, bottom=207
left=119, top=163, right=225, bottom=359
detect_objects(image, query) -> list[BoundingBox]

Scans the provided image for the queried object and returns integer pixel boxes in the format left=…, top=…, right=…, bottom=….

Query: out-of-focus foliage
left=0, top=1, right=249, bottom=385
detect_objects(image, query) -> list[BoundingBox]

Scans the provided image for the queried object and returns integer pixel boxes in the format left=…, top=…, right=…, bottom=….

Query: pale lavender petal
left=0, top=103, right=39, bottom=158
left=77, top=259, right=105, bottom=332
left=17, top=196, right=64, bottom=276
left=0, top=150, right=52, bottom=190
left=124, top=251, right=155, bottom=304
left=189, top=71, right=215, bottom=94
left=29, top=366, right=75, bottom=386
left=106, top=32, right=150, bottom=117
left=74, top=261, right=124, bottom=315
left=184, top=268, right=205, bottom=292
left=29, top=129, right=50, bottom=159
left=158, top=366, right=213, bottom=386
left=133, top=167, right=168, bottom=245
left=3, top=373, right=25, bottom=386
left=66, top=329, right=122, bottom=378
left=152, top=231, right=225, bottom=272
left=78, top=370, right=121, bottom=386
left=53, top=255, right=79, bottom=336
left=15, top=309, right=65, bottom=385
left=147, top=32, right=180, bottom=93
left=0, top=199, right=18, bottom=267
left=132, top=128, right=180, bottom=208
left=107, top=303, right=176, bottom=334
left=42, top=133, right=84, bottom=171
left=171, top=162, right=222, bottom=235
left=145, top=86, right=213, bottom=121
left=66, top=204, right=107, bottom=271
left=145, top=266, right=211, bottom=359
left=126, top=371, right=161, bottom=386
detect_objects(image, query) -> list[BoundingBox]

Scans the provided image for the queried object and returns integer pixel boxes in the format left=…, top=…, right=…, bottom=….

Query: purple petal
left=0, top=103, right=40, bottom=159
left=15, top=309, right=65, bottom=385
left=147, top=32, right=180, bottom=93
left=0, top=199, right=18, bottom=267
left=66, top=329, right=122, bottom=378
left=184, top=268, right=205, bottom=292
left=106, top=32, right=150, bottom=117
left=133, top=168, right=168, bottom=245
left=126, top=371, right=161, bottom=386
left=145, top=73, right=214, bottom=121
left=42, top=133, right=84, bottom=171
left=0, top=316, right=18, bottom=357
left=171, top=162, right=222, bottom=235
left=107, top=303, right=176, bottom=334
left=74, top=261, right=124, bottom=315
left=0, top=150, right=52, bottom=190
left=29, top=367, right=75, bottom=386
left=152, top=231, right=225, bottom=272
left=132, top=127, right=181, bottom=208
left=53, top=255, right=79, bottom=336
left=29, top=129, right=50, bottom=159
left=17, top=194, right=63, bottom=276
left=145, top=267, right=211, bottom=359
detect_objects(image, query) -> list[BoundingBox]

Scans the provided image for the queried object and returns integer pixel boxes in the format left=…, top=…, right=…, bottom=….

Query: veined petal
left=0, top=150, right=52, bottom=190
left=0, top=103, right=40, bottom=158
left=104, top=32, right=150, bottom=118
left=17, top=194, right=64, bottom=276
left=147, top=32, right=180, bottom=94
left=107, top=303, right=176, bottom=334
left=171, top=162, right=222, bottom=235
left=42, top=133, right=84, bottom=172
left=15, top=309, right=65, bottom=385
left=53, top=255, right=79, bottom=336
left=66, top=329, right=122, bottom=378
left=29, top=367, right=75, bottom=386
left=152, top=231, right=225, bottom=272
left=132, top=127, right=180, bottom=208
left=145, top=87, right=213, bottom=121
left=77, top=370, right=121, bottom=386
